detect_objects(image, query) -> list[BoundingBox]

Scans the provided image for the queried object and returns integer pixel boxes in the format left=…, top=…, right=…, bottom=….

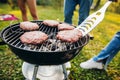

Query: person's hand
left=56, top=29, right=83, bottom=43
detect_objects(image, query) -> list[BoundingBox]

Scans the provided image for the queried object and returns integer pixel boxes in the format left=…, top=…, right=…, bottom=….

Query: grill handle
left=0, top=19, right=19, bottom=45
left=0, top=31, right=6, bottom=45
left=0, top=42, right=6, bottom=45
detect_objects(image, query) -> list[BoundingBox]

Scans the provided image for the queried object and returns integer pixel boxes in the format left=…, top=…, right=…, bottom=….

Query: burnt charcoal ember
left=43, top=39, right=76, bottom=51
left=48, top=44, right=57, bottom=51
left=45, top=39, right=58, bottom=51
left=65, top=43, right=74, bottom=49
left=39, top=39, right=67, bottom=51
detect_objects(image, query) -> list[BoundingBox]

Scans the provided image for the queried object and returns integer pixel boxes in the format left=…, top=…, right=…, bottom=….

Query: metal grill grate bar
left=2, top=21, right=89, bottom=52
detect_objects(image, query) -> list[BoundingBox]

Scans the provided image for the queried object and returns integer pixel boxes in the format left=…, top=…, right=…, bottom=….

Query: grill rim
left=0, top=20, right=90, bottom=65
left=1, top=20, right=90, bottom=53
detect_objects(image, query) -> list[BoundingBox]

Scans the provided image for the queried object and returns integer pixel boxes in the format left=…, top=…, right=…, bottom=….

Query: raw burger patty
left=20, top=21, right=39, bottom=31
left=56, top=30, right=82, bottom=43
left=20, top=31, right=48, bottom=44
left=42, top=20, right=59, bottom=27
left=58, top=23, right=75, bottom=30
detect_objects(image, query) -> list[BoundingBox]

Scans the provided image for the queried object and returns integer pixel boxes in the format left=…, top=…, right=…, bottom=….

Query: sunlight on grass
left=105, top=12, right=120, bottom=25
left=0, top=3, right=120, bottom=80
left=9, top=10, right=21, bottom=16
left=37, top=6, right=64, bottom=21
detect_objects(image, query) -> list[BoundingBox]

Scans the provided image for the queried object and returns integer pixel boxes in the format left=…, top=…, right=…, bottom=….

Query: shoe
left=65, top=62, right=71, bottom=68
left=80, top=58, right=103, bottom=69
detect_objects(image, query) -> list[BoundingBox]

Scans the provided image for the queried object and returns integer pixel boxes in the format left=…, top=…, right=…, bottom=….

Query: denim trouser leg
left=64, top=0, right=77, bottom=24
left=93, top=31, right=120, bottom=69
left=104, top=47, right=120, bottom=70
left=78, top=0, right=93, bottom=25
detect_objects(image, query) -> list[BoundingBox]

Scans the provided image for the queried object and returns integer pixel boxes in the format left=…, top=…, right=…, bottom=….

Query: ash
left=41, top=39, right=74, bottom=52
left=25, top=33, right=74, bottom=52
left=25, top=39, right=74, bottom=52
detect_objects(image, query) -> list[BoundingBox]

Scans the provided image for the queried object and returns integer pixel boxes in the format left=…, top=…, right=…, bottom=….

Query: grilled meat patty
left=58, top=23, right=75, bottom=30
left=42, top=20, right=59, bottom=27
left=56, top=29, right=82, bottom=43
left=20, top=31, right=48, bottom=44
left=20, top=21, right=39, bottom=31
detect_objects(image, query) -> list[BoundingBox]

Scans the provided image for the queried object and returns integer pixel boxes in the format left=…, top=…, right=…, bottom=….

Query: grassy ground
left=0, top=3, right=120, bottom=80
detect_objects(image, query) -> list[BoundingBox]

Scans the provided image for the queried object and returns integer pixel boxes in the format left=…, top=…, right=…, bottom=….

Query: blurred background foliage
left=0, top=0, right=120, bottom=14
left=108, top=0, right=120, bottom=14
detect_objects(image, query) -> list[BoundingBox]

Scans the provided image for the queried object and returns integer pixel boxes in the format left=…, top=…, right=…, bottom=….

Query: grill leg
left=62, top=64, right=68, bottom=80
left=32, top=65, right=39, bottom=80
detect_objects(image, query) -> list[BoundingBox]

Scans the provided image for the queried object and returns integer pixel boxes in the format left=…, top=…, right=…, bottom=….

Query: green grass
left=0, top=3, right=120, bottom=80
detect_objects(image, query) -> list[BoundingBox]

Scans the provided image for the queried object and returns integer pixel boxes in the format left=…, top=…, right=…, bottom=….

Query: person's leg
left=64, top=0, right=77, bottom=24
left=78, top=0, right=93, bottom=25
left=104, top=47, right=120, bottom=69
left=93, top=31, right=120, bottom=62
left=17, top=0, right=28, bottom=21
left=80, top=31, right=120, bottom=69
left=93, top=31, right=120, bottom=69
left=26, top=0, right=38, bottom=20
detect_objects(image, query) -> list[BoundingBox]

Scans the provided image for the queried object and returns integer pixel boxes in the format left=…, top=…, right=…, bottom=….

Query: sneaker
left=80, top=58, right=103, bottom=69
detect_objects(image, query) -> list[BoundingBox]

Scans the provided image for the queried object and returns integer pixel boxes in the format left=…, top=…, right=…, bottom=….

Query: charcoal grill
left=0, top=20, right=89, bottom=80
left=0, top=20, right=89, bottom=65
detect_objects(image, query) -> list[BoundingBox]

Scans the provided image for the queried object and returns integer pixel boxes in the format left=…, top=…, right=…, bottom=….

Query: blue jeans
left=64, top=0, right=93, bottom=25
left=93, top=31, right=120, bottom=69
